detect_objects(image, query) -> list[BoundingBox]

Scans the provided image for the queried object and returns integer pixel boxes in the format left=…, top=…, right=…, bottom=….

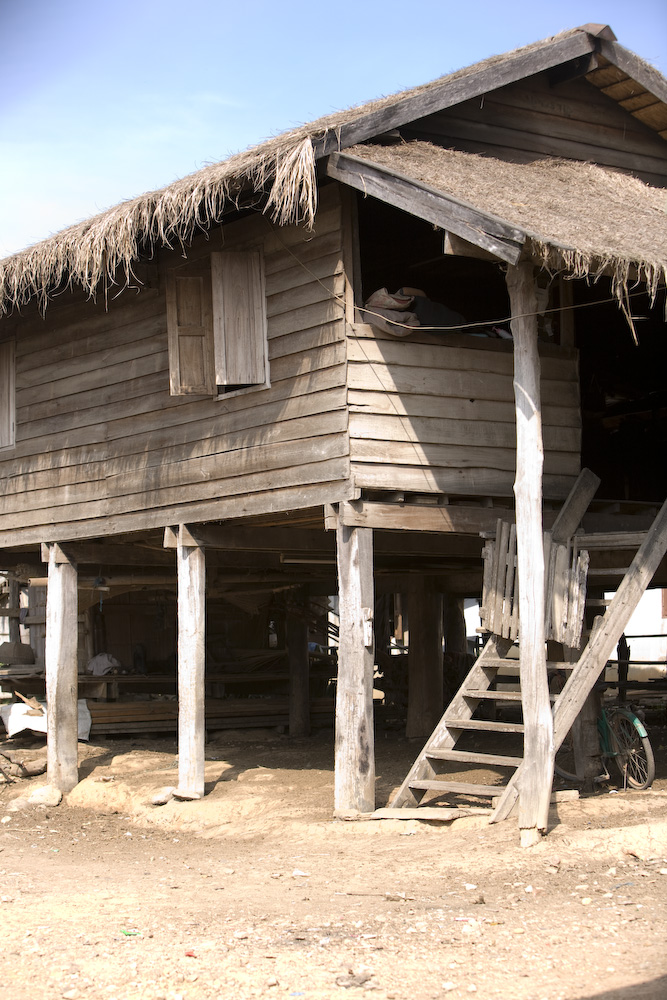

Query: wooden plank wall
left=404, top=72, right=667, bottom=187
left=0, top=186, right=350, bottom=546
left=347, top=326, right=581, bottom=498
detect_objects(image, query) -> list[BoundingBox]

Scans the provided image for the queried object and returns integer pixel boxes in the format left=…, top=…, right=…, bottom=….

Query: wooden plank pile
left=88, top=697, right=335, bottom=735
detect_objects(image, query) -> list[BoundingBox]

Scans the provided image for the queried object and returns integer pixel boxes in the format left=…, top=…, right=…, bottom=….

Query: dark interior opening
left=356, top=192, right=667, bottom=504
left=574, top=280, right=667, bottom=502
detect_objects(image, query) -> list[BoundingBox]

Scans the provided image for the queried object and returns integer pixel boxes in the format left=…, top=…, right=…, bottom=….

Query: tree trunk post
left=406, top=575, right=444, bottom=738
left=44, top=544, right=79, bottom=793
left=177, top=527, right=206, bottom=800
left=334, top=524, right=375, bottom=814
left=507, top=260, right=554, bottom=847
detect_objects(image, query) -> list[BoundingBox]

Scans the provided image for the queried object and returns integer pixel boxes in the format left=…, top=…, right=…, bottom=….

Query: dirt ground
left=1, top=721, right=667, bottom=1000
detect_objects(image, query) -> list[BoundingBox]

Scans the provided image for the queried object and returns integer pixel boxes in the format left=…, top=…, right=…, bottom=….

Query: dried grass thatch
left=345, top=142, right=667, bottom=304
left=0, top=25, right=664, bottom=317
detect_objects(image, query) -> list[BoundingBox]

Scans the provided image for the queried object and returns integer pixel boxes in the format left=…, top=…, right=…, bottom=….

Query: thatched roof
left=0, top=23, right=665, bottom=316
left=343, top=142, right=667, bottom=302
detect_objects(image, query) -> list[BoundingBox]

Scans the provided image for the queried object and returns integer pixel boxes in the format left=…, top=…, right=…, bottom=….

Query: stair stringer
left=490, top=498, right=667, bottom=823
left=389, top=634, right=514, bottom=808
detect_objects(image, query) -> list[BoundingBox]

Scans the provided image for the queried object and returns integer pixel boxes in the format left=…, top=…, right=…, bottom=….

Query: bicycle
left=554, top=702, right=655, bottom=790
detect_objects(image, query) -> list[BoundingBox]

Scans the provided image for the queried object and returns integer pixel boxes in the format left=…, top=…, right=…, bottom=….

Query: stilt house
left=1, top=24, right=667, bottom=840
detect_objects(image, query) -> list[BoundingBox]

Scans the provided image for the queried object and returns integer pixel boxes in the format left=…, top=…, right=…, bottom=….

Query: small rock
left=28, top=785, right=62, bottom=807
left=441, top=983, right=456, bottom=993
left=581, top=897, right=593, bottom=905
left=266, top=977, right=279, bottom=987
left=335, top=972, right=372, bottom=989
left=152, top=787, right=175, bottom=806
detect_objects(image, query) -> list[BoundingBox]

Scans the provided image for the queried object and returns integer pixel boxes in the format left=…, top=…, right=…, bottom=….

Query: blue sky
left=1, top=0, right=665, bottom=258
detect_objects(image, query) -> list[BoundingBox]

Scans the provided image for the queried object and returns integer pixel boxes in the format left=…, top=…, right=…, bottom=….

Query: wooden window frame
left=0, top=338, right=15, bottom=452
left=167, top=249, right=269, bottom=399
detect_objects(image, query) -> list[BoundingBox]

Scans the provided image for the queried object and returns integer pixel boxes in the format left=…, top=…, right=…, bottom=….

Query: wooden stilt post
left=8, top=579, right=20, bottom=644
left=507, top=261, right=554, bottom=847
left=287, top=589, right=310, bottom=737
left=176, top=525, right=206, bottom=800
left=443, top=592, right=469, bottom=703
left=43, top=543, right=79, bottom=793
left=406, top=576, right=444, bottom=739
left=334, top=523, right=375, bottom=814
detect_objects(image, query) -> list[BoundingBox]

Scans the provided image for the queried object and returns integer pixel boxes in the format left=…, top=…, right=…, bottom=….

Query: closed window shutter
left=166, top=265, right=214, bottom=395
left=0, top=339, right=15, bottom=449
left=211, top=250, right=268, bottom=391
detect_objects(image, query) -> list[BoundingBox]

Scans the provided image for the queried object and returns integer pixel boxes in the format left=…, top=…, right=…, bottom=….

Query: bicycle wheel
left=554, top=731, right=581, bottom=784
left=608, top=709, right=655, bottom=790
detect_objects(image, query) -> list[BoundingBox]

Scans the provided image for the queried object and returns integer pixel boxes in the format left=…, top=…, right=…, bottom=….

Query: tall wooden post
left=507, top=261, right=554, bottom=847
left=8, top=578, right=20, bottom=643
left=287, top=589, right=310, bottom=737
left=177, top=526, right=206, bottom=800
left=44, top=543, right=79, bottom=793
left=334, top=524, right=375, bottom=814
left=406, top=576, right=444, bottom=738
left=443, top=591, right=469, bottom=703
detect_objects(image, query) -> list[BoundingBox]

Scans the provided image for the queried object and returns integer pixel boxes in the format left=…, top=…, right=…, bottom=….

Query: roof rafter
left=325, top=150, right=525, bottom=264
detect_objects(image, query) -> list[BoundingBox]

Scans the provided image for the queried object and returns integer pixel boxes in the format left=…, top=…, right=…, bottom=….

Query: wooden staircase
left=387, top=496, right=667, bottom=822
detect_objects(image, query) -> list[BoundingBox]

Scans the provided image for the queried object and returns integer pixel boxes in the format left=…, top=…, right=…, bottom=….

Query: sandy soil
left=1, top=724, right=667, bottom=1000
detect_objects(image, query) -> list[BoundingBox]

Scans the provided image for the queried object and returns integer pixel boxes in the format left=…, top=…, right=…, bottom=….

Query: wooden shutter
left=0, top=339, right=15, bottom=449
left=211, top=250, right=268, bottom=391
left=166, top=264, right=214, bottom=395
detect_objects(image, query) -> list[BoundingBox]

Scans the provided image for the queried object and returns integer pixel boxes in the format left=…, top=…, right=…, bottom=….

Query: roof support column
left=507, top=261, right=554, bottom=847
left=176, top=526, right=206, bottom=800
left=334, top=523, right=375, bottom=815
left=44, top=543, right=79, bottom=793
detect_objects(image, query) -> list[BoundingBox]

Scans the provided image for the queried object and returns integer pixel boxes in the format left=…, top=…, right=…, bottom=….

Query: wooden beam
left=287, top=589, right=310, bottom=738
left=507, top=261, right=553, bottom=847
left=326, top=152, right=525, bottom=264
left=45, top=543, right=79, bottom=793
left=7, top=579, right=19, bottom=644
left=176, top=529, right=206, bottom=799
left=550, top=468, right=600, bottom=544
left=406, top=576, right=444, bottom=739
left=443, top=232, right=501, bottom=262
left=312, top=31, right=597, bottom=158
left=38, top=542, right=175, bottom=567
left=165, top=524, right=335, bottom=553
left=332, top=499, right=515, bottom=535
left=598, top=39, right=667, bottom=109
left=334, top=524, right=375, bottom=814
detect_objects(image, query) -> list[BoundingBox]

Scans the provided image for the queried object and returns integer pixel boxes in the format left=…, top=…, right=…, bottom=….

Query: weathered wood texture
left=348, top=325, right=580, bottom=499
left=45, top=545, right=79, bottom=792
left=404, top=71, right=667, bottom=187
left=507, top=261, right=552, bottom=843
left=334, top=524, right=375, bottom=814
left=176, top=534, right=205, bottom=799
left=0, top=187, right=350, bottom=546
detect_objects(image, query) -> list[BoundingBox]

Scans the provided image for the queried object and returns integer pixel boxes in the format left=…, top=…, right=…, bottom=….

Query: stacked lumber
left=87, top=697, right=334, bottom=735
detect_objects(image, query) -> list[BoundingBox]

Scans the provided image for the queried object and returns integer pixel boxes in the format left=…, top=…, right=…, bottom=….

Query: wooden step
left=465, top=689, right=558, bottom=704
left=409, top=779, right=505, bottom=797
left=426, top=748, right=523, bottom=767
left=482, top=658, right=575, bottom=672
left=443, top=717, right=525, bottom=733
